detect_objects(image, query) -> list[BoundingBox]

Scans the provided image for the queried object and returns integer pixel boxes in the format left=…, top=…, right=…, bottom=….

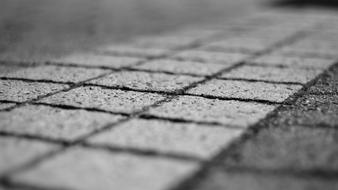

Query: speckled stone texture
left=220, top=65, right=323, bottom=84
left=146, top=96, right=275, bottom=126
left=99, top=44, right=169, bottom=58
left=0, top=105, right=123, bottom=140
left=250, top=55, right=336, bottom=69
left=38, top=86, right=165, bottom=113
left=0, top=137, right=58, bottom=175
left=54, top=53, right=143, bottom=68
left=13, top=148, right=199, bottom=190
left=87, top=70, right=203, bottom=92
left=187, top=79, right=302, bottom=102
left=0, top=80, right=68, bottom=102
left=133, top=59, right=228, bottom=76
left=88, top=118, right=244, bottom=159
left=3, top=65, right=109, bottom=83
left=276, top=39, right=338, bottom=58
left=173, top=50, right=248, bottom=64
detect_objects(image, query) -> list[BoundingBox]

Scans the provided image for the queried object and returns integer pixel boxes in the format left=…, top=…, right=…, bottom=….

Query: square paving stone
left=0, top=80, right=68, bottom=102
left=194, top=168, right=338, bottom=190
left=146, top=96, right=275, bottom=127
left=13, top=148, right=199, bottom=190
left=54, top=53, right=143, bottom=69
left=250, top=55, right=336, bottom=69
left=133, top=59, right=228, bottom=76
left=132, top=36, right=196, bottom=49
left=172, top=50, right=248, bottom=64
left=220, top=65, right=323, bottom=84
left=3, top=65, right=109, bottom=83
left=87, top=71, right=203, bottom=92
left=187, top=79, right=302, bottom=103
left=201, top=37, right=279, bottom=53
left=0, top=105, right=124, bottom=140
left=276, top=39, right=338, bottom=58
left=0, top=137, right=58, bottom=175
left=89, top=119, right=244, bottom=160
left=99, top=44, right=169, bottom=58
left=39, top=86, right=166, bottom=113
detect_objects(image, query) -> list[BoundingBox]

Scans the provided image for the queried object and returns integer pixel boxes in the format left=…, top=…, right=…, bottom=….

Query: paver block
left=3, top=65, right=109, bottom=83
left=132, top=36, right=196, bottom=49
left=187, top=79, right=302, bottom=103
left=87, top=71, right=202, bottom=92
left=201, top=37, right=275, bottom=53
left=250, top=55, right=336, bottom=69
left=0, top=80, right=68, bottom=102
left=0, top=137, right=58, bottom=175
left=146, top=96, right=275, bottom=127
left=89, top=119, right=244, bottom=159
left=276, top=39, right=338, bottom=58
left=13, top=148, right=199, bottom=190
left=220, top=65, right=323, bottom=84
left=194, top=168, right=338, bottom=190
left=54, top=53, right=143, bottom=69
left=99, top=44, right=169, bottom=58
left=172, top=50, right=248, bottom=64
left=38, top=86, right=165, bottom=113
left=0, top=103, right=15, bottom=110
left=0, top=105, right=123, bottom=140
left=223, top=125, right=338, bottom=171
left=133, top=59, right=228, bottom=76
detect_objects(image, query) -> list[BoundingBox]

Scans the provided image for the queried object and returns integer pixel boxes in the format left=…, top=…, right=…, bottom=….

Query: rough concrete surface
left=87, top=70, right=203, bottom=92
left=1, top=3, right=338, bottom=190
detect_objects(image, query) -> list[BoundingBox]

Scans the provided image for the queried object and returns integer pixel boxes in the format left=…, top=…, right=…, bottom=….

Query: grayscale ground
left=0, top=0, right=338, bottom=190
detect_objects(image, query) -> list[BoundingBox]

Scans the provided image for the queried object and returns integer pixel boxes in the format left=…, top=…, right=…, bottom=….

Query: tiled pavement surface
left=0, top=9, right=338, bottom=190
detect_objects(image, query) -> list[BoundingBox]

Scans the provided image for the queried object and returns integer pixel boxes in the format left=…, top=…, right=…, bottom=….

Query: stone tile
left=89, top=119, right=244, bottom=159
left=194, top=168, right=338, bottom=190
left=39, top=86, right=165, bottom=113
left=132, top=36, right=196, bottom=49
left=0, top=80, right=68, bottom=102
left=87, top=71, right=202, bottom=92
left=250, top=55, right=336, bottom=69
left=99, top=44, right=169, bottom=58
left=172, top=50, right=248, bottom=64
left=0, top=137, right=57, bottom=175
left=223, top=125, right=338, bottom=171
left=0, top=103, right=15, bottom=110
left=188, top=79, right=302, bottom=103
left=54, top=53, right=143, bottom=69
left=0, top=105, right=123, bottom=140
left=146, top=96, right=275, bottom=127
left=133, top=59, right=228, bottom=76
left=4, top=65, right=109, bottom=83
left=276, top=39, right=338, bottom=58
left=202, top=37, right=274, bottom=53
left=221, top=65, right=323, bottom=84
left=13, top=148, right=199, bottom=190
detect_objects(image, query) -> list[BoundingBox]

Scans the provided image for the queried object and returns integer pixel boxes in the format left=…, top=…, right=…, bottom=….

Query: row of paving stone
left=0, top=9, right=338, bottom=190
left=187, top=62, right=338, bottom=190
